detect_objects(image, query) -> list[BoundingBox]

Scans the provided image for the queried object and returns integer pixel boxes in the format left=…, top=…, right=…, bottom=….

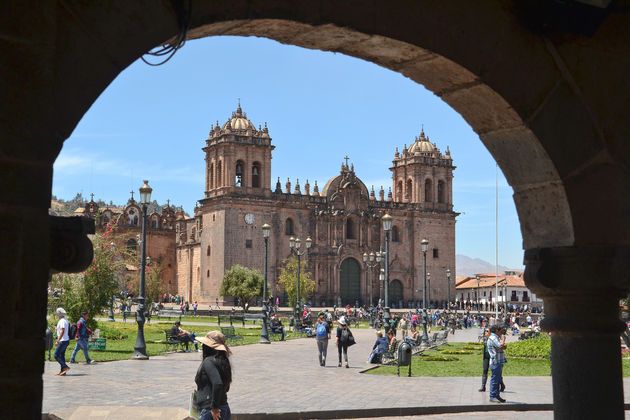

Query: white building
left=455, top=271, right=541, bottom=310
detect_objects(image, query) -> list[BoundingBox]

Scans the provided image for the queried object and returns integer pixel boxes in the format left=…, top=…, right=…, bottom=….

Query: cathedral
left=175, top=105, right=457, bottom=308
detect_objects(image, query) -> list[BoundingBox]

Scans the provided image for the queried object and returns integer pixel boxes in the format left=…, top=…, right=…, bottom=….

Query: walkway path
left=43, top=326, right=629, bottom=419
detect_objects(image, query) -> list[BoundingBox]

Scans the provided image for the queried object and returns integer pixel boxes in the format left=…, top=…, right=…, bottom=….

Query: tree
left=126, top=261, right=165, bottom=304
left=277, top=256, right=315, bottom=309
left=220, top=265, right=263, bottom=309
left=48, top=214, right=133, bottom=329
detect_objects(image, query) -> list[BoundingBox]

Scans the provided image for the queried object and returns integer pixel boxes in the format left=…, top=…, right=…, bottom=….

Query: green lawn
left=46, top=320, right=300, bottom=362
left=365, top=342, right=551, bottom=377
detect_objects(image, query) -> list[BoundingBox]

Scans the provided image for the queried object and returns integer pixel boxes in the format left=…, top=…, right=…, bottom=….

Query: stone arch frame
left=5, top=3, right=630, bottom=419
left=406, top=178, right=413, bottom=202
left=209, top=161, right=215, bottom=189
left=251, top=161, right=261, bottom=188
left=285, top=217, right=294, bottom=236
left=235, top=159, right=245, bottom=187
left=437, top=179, right=445, bottom=204
left=217, top=160, right=223, bottom=187
left=396, top=179, right=403, bottom=202
left=424, top=178, right=433, bottom=203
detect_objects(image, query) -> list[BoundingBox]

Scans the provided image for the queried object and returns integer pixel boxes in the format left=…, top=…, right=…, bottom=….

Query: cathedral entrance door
left=390, top=279, right=403, bottom=308
left=340, top=258, right=361, bottom=306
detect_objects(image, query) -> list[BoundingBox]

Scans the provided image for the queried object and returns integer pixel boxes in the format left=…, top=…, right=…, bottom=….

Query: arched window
left=285, top=218, right=294, bottom=235
left=346, top=218, right=355, bottom=239
left=235, top=160, right=244, bottom=187
left=391, top=225, right=400, bottom=242
left=406, top=179, right=413, bottom=201
left=396, top=180, right=403, bottom=201
left=210, top=163, right=215, bottom=189
left=206, top=245, right=211, bottom=256
left=424, top=179, right=433, bottom=202
left=437, top=180, right=445, bottom=203
left=217, top=160, right=223, bottom=187
left=191, top=227, right=196, bottom=240
left=151, top=216, right=158, bottom=229
left=126, top=239, right=137, bottom=253
left=251, top=162, right=261, bottom=188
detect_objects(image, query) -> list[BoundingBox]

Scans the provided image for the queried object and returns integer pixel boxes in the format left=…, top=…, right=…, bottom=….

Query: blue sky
left=52, top=36, right=524, bottom=269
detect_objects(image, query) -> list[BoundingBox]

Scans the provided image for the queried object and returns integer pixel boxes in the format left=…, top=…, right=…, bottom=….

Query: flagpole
left=495, top=163, right=499, bottom=321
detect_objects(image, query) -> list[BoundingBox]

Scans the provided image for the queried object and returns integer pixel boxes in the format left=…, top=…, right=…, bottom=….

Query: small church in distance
left=175, top=105, right=457, bottom=308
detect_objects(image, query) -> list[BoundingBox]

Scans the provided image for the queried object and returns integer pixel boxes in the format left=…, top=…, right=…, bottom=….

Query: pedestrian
left=70, top=311, right=95, bottom=365
left=193, top=301, right=198, bottom=317
left=194, top=331, right=232, bottom=420
left=336, top=317, right=354, bottom=368
left=487, top=325, right=507, bottom=403
left=399, top=315, right=408, bottom=339
left=315, top=313, right=331, bottom=366
left=53, top=307, right=71, bottom=376
left=215, top=297, right=220, bottom=310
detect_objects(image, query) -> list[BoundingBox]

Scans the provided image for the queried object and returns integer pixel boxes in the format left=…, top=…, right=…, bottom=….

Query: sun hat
left=55, top=308, right=66, bottom=316
left=195, top=330, right=231, bottom=355
left=339, top=317, right=347, bottom=326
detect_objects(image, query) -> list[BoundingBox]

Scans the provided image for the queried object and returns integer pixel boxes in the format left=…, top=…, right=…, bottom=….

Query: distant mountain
left=455, top=254, right=521, bottom=277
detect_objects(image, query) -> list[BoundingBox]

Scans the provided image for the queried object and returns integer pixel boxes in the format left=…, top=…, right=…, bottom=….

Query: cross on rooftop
left=130, top=191, right=134, bottom=200
left=90, top=193, right=94, bottom=201
left=344, top=155, right=350, bottom=166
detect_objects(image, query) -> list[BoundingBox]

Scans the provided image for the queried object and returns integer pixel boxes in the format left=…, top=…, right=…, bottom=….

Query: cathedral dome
left=222, top=104, right=256, bottom=131
left=407, top=129, right=437, bottom=155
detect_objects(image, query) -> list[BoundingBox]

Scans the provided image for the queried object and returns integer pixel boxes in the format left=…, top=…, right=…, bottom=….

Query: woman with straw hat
left=195, top=331, right=233, bottom=420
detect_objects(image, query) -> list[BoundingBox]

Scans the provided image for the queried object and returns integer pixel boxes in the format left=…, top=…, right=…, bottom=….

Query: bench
left=382, top=339, right=400, bottom=364
left=220, top=326, right=243, bottom=342
left=164, top=329, right=186, bottom=352
left=158, top=310, right=182, bottom=321
left=244, top=313, right=263, bottom=324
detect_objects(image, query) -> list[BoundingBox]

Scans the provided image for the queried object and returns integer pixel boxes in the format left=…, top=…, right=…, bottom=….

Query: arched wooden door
left=340, top=258, right=361, bottom=305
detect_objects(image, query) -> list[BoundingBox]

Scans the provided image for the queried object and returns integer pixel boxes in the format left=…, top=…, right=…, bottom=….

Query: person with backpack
left=53, top=307, right=71, bottom=376
left=70, top=311, right=95, bottom=364
left=315, top=313, right=331, bottom=366
left=336, top=317, right=354, bottom=368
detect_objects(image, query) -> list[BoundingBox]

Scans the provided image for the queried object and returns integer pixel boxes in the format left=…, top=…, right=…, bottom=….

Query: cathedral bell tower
left=203, top=103, right=275, bottom=198
left=390, top=127, right=455, bottom=210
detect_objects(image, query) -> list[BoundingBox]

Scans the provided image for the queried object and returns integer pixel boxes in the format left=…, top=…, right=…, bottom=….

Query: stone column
left=0, top=158, right=53, bottom=418
left=524, top=246, right=630, bottom=420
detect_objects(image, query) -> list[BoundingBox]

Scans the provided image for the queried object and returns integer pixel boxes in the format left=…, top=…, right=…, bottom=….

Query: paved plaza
left=43, top=325, right=630, bottom=419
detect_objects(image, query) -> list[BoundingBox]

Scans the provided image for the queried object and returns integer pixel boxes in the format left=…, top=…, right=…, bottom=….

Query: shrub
left=420, top=355, right=459, bottom=361
left=505, top=335, right=551, bottom=359
left=440, top=349, right=473, bottom=355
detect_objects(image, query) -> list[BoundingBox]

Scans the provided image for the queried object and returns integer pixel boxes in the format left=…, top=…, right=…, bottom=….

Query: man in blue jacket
left=70, top=311, right=95, bottom=364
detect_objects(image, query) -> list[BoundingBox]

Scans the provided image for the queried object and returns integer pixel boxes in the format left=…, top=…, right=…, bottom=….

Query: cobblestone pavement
left=43, top=326, right=629, bottom=419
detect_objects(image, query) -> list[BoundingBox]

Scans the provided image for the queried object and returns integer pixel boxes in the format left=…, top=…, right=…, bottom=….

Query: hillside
left=455, top=254, right=522, bottom=277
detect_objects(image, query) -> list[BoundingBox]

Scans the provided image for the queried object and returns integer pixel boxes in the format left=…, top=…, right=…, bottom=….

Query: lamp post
left=446, top=268, right=451, bottom=310
left=476, top=276, right=481, bottom=321
left=379, top=268, right=385, bottom=306
left=289, top=235, right=311, bottom=328
left=503, top=280, right=508, bottom=316
left=363, top=251, right=383, bottom=307
left=260, top=223, right=271, bottom=344
left=108, top=295, right=115, bottom=321
left=420, top=238, right=430, bottom=347
left=382, top=214, right=393, bottom=322
left=133, top=180, right=151, bottom=360
left=427, top=272, right=431, bottom=309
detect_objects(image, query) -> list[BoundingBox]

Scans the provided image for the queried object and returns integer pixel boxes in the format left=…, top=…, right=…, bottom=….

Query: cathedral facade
left=176, top=105, right=457, bottom=307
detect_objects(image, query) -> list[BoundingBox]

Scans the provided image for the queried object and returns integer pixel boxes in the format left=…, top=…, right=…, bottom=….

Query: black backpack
left=68, top=322, right=78, bottom=340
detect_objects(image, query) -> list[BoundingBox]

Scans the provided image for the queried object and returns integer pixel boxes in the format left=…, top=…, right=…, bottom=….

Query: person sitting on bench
left=270, top=315, right=285, bottom=341
left=170, top=321, right=198, bottom=352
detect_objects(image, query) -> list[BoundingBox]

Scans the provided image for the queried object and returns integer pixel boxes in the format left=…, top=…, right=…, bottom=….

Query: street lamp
left=446, top=268, right=451, bottom=310
left=476, top=276, right=481, bottom=321
left=427, top=272, right=431, bottom=309
left=133, top=180, right=151, bottom=360
left=379, top=268, right=385, bottom=306
left=420, top=238, right=430, bottom=347
left=363, top=251, right=383, bottom=307
left=382, top=213, right=393, bottom=322
left=289, top=235, right=311, bottom=328
left=260, top=223, right=271, bottom=344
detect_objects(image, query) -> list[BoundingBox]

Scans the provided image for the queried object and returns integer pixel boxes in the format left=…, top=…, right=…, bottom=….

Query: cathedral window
left=406, top=179, right=413, bottom=201
left=433, top=248, right=439, bottom=258
left=207, top=270, right=210, bottom=278
left=207, top=245, right=211, bottom=256
left=252, top=162, right=261, bottom=188
left=245, top=239, right=252, bottom=248
left=438, top=180, right=445, bottom=203
left=235, top=160, right=244, bottom=187
left=346, top=218, right=355, bottom=239
left=396, top=180, right=403, bottom=201
left=285, top=218, right=294, bottom=235
left=210, top=163, right=215, bottom=189
left=217, top=160, right=223, bottom=187
left=391, top=226, right=400, bottom=242
left=424, top=179, right=433, bottom=202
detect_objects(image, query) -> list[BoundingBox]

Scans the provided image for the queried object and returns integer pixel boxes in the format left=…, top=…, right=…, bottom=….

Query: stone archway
left=3, top=3, right=630, bottom=419
left=340, top=258, right=362, bottom=306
